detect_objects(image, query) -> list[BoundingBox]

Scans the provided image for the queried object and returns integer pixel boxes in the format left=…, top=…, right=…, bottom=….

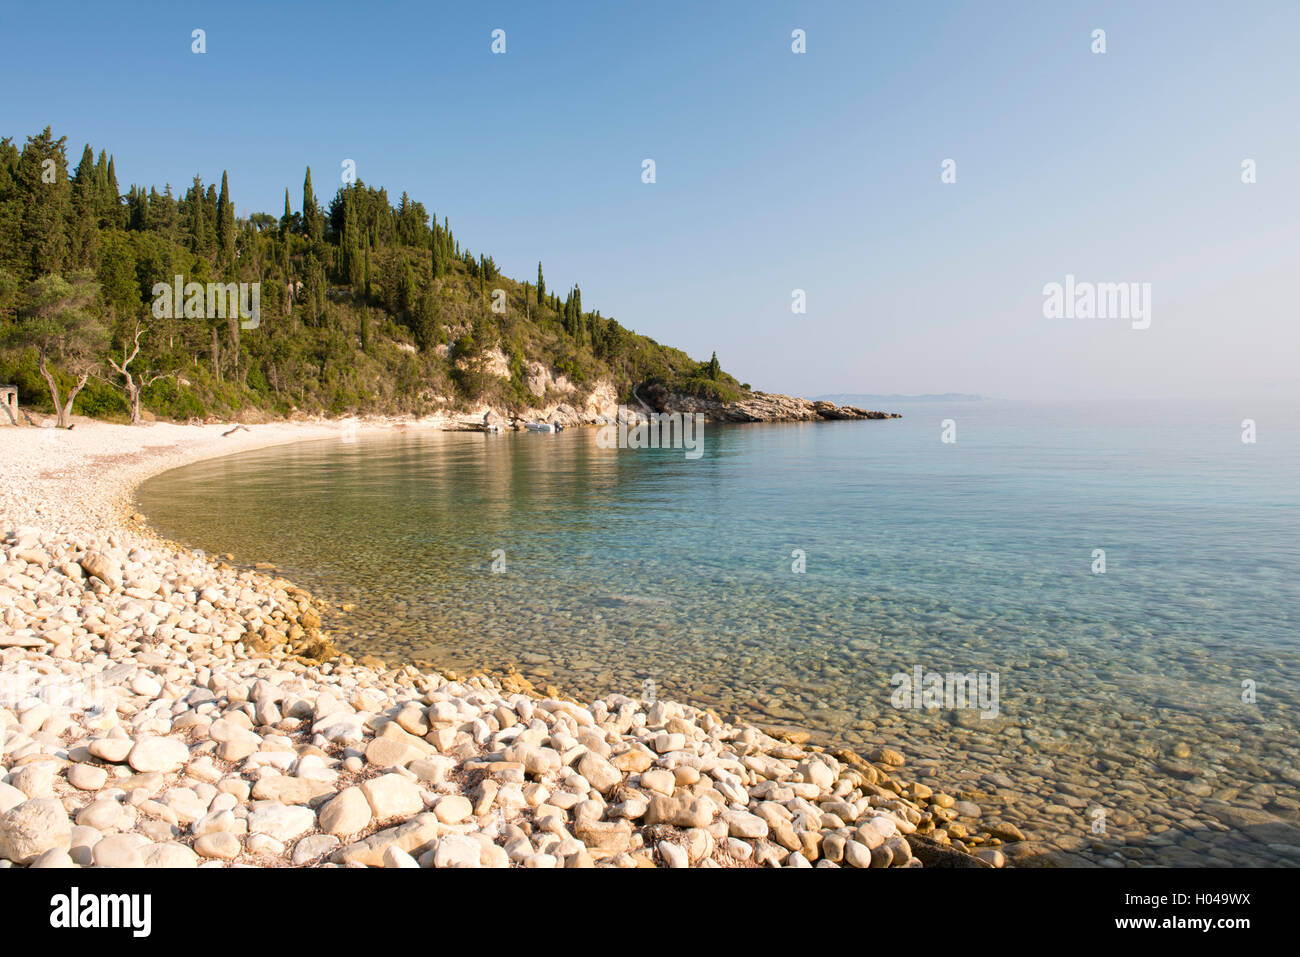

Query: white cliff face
left=503, top=370, right=617, bottom=429
left=522, top=361, right=580, bottom=401
left=481, top=348, right=512, bottom=380
left=582, top=380, right=619, bottom=420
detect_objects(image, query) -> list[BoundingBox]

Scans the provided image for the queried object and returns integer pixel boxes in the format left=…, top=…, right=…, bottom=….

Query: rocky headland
left=637, top=384, right=901, bottom=423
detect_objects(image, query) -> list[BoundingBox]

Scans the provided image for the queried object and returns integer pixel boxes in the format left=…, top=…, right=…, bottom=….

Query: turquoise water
left=137, top=399, right=1300, bottom=866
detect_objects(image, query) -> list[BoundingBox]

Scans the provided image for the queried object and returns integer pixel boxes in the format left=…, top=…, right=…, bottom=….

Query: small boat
left=524, top=421, right=555, bottom=433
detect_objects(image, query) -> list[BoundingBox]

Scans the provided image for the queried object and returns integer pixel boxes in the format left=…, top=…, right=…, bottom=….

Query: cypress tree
left=93, top=150, right=110, bottom=226
left=302, top=166, right=321, bottom=240
left=105, top=155, right=121, bottom=227
left=216, top=171, right=234, bottom=264
left=69, top=144, right=99, bottom=268
left=155, top=183, right=180, bottom=243
left=303, top=167, right=315, bottom=217
left=203, top=184, right=218, bottom=258
left=399, top=262, right=417, bottom=317
left=363, top=235, right=371, bottom=299
left=343, top=194, right=363, bottom=289
left=536, top=261, right=544, bottom=305
left=123, top=185, right=141, bottom=231
left=186, top=176, right=209, bottom=256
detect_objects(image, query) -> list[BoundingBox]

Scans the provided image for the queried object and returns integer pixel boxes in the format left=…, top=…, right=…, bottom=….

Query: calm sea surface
left=137, top=399, right=1300, bottom=866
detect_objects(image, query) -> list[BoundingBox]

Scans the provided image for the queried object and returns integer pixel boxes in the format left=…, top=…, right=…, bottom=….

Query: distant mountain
left=815, top=393, right=983, bottom=404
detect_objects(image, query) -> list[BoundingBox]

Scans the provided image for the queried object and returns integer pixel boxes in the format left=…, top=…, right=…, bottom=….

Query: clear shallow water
left=137, top=399, right=1300, bottom=866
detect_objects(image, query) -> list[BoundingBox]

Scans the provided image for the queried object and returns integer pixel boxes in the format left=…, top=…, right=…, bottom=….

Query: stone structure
left=1, top=385, right=17, bottom=426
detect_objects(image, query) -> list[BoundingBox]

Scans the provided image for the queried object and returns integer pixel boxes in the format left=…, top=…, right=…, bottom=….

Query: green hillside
left=0, top=127, right=748, bottom=426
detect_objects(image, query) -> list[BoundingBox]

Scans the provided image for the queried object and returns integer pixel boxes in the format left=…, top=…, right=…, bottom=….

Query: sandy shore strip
left=0, top=418, right=1010, bottom=868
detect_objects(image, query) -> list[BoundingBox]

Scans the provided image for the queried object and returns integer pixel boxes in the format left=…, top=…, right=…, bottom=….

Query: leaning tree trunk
left=38, top=355, right=67, bottom=428
left=121, top=374, right=141, bottom=425
left=35, top=356, right=78, bottom=429
left=58, top=373, right=90, bottom=429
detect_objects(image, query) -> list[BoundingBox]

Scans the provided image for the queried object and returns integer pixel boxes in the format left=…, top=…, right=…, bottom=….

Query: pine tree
left=17, top=127, right=72, bottom=278
left=708, top=351, right=721, bottom=379
left=0, top=137, right=23, bottom=274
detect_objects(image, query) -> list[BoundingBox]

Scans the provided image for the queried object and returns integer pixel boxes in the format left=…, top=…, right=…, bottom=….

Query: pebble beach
left=0, top=418, right=1008, bottom=869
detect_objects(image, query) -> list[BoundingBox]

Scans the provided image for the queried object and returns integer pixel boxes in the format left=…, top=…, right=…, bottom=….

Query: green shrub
left=73, top=378, right=129, bottom=419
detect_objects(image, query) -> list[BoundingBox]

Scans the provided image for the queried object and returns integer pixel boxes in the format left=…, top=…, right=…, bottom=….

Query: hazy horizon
left=4, top=1, right=1297, bottom=402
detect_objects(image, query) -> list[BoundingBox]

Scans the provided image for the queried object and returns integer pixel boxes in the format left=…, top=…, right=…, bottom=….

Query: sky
left=2, top=1, right=1297, bottom=401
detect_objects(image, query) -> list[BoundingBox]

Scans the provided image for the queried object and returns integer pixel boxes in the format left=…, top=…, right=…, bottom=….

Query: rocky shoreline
left=641, top=385, right=902, bottom=424
left=187, top=379, right=901, bottom=433
left=0, top=418, right=1006, bottom=869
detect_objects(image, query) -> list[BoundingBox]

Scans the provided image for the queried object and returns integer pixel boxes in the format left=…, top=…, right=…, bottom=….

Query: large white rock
left=319, top=787, right=372, bottom=837
left=0, top=799, right=72, bottom=864
left=246, top=801, right=315, bottom=842
left=723, top=810, right=769, bottom=840
left=128, top=736, right=189, bottom=773
left=577, top=752, right=622, bottom=794
left=360, top=774, right=423, bottom=821
left=11, top=761, right=58, bottom=799
left=67, top=763, right=109, bottom=791
left=0, top=783, right=26, bottom=815
left=88, top=737, right=133, bottom=763
left=92, top=833, right=146, bottom=868
left=432, top=834, right=481, bottom=869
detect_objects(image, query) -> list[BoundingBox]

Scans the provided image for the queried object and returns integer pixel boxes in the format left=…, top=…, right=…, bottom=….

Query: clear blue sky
left=3, top=1, right=1297, bottom=400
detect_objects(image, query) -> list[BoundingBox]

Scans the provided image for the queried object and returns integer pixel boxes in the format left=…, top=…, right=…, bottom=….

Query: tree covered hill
left=0, top=127, right=748, bottom=425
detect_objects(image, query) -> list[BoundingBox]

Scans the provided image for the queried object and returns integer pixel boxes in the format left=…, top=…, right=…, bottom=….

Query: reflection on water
left=137, top=400, right=1300, bottom=866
